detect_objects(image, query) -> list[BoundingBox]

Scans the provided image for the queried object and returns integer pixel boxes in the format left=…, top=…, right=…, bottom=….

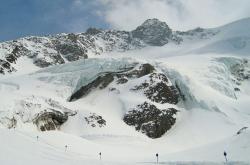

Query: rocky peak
left=132, top=18, right=174, bottom=46
left=140, top=18, right=170, bottom=28
left=85, top=27, right=103, bottom=35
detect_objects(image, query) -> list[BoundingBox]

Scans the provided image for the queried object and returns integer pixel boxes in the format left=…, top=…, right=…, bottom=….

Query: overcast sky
left=1, top=0, right=250, bottom=41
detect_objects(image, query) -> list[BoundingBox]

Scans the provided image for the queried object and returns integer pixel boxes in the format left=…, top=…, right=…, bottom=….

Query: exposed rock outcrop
left=33, top=109, right=74, bottom=131
left=0, top=117, right=17, bottom=129
left=132, top=73, right=180, bottom=104
left=54, top=42, right=88, bottom=62
left=85, top=113, right=106, bottom=128
left=85, top=28, right=102, bottom=35
left=0, top=59, right=17, bottom=74
left=6, top=45, right=27, bottom=63
left=3, top=97, right=78, bottom=131
left=126, top=63, right=155, bottom=78
left=69, top=73, right=114, bottom=101
left=230, top=59, right=250, bottom=82
left=123, top=102, right=178, bottom=138
left=116, top=77, right=128, bottom=84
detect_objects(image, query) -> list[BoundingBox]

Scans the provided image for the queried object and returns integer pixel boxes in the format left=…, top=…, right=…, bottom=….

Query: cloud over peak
left=96, top=0, right=250, bottom=31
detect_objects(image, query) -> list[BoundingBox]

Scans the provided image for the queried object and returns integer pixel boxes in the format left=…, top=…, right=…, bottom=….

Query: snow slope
left=1, top=128, right=249, bottom=165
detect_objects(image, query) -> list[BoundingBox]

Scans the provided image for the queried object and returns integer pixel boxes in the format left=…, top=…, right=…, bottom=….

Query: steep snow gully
left=1, top=18, right=250, bottom=164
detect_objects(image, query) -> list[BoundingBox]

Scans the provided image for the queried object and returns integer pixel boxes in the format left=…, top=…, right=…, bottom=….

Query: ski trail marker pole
left=224, top=151, right=228, bottom=163
left=156, top=153, right=159, bottom=164
left=99, top=152, right=102, bottom=160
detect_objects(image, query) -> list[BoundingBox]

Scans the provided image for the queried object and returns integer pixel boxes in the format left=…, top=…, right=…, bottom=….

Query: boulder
left=85, top=113, right=106, bottom=128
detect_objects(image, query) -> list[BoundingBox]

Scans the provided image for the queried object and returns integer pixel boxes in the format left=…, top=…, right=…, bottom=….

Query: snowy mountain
left=0, top=18, right=201, bottom=75
left=1, top=18, right=250, bottom=165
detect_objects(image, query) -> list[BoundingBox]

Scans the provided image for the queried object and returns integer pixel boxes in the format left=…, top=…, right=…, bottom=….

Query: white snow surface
left=1, top=18, right=250, bottom=165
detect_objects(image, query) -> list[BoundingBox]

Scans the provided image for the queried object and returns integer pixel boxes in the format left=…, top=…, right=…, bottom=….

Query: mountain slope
left=0, top=18, right=217, bottom=75
left=0, top=18, right=250, bottom=164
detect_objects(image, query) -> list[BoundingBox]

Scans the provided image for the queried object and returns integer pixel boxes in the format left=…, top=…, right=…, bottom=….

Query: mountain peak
left=140, top=18, right=168, bottom=27
left=132, top=18, right=174, bottom=46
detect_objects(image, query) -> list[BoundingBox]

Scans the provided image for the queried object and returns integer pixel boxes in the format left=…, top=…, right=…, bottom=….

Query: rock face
left=52, top=34, right=88, bottom=62
left=0, top=42, right=27, bottom=74
left=69, top=73, right=115, bottom=101
left=68, top=63, right=156, bottom=101
left=132, top=73, right=180, bottom=104
left=33, top=110, right=71, bottom=131
left=123, top=102, right=178, bottom=138
left=0, top=59, right=16, bottom=74
left=132, top=18, right=181, bottom=46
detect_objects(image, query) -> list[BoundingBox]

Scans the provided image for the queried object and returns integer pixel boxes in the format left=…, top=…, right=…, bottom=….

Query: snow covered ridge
left=1, top=18, right=250, bottom=76
left=0, top=18, right=224, bottom=75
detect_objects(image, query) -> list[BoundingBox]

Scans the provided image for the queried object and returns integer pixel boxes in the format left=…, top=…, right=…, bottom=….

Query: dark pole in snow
left=224, top=151, right=228, bottom=163
left=156, top=153, right=159, bottom=164
left=99, top=152, right=102, bottom=160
